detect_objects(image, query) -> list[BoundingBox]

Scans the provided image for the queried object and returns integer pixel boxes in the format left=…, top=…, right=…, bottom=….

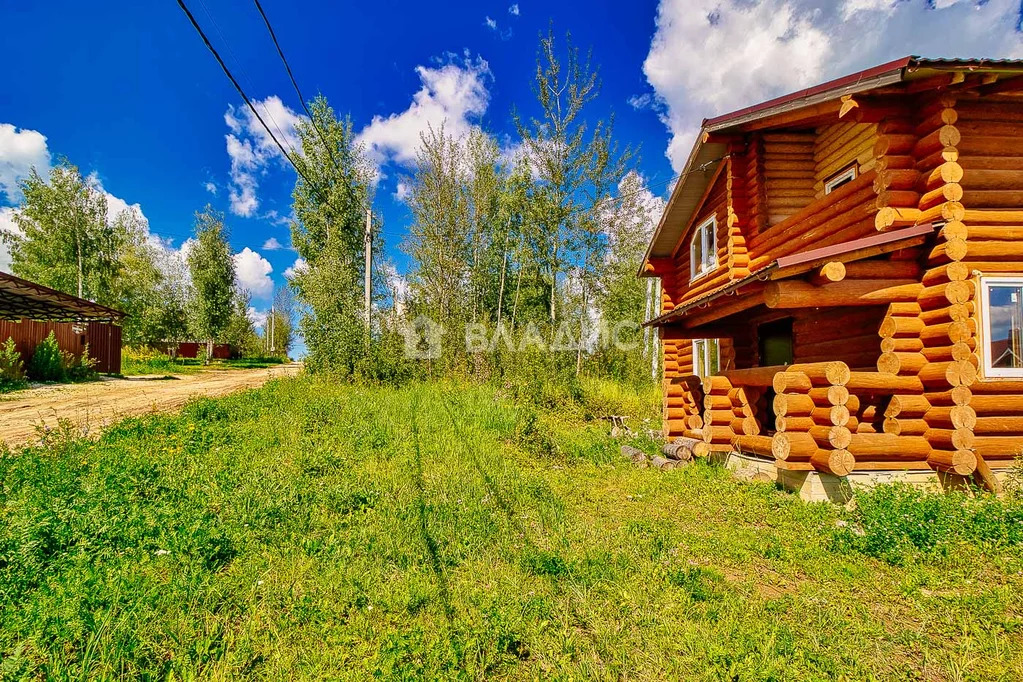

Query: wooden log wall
left=948, top=94, right=1023, bottom=470
left=905, top=94, right=978, bottom=476
left=813, top=122, right=878, bottom=198
left=698, top=374, right=737, bottom=457
left=770, top=363, right=855, bottom=476
left=658, top=86, right=1023, bottom=477
left=665, top=374, right=703, bottom=441
left=762, top=132, right=817, bottom=226
left=662, top=171, right=730, bottom=312
left=746, top=136, right=768, bottom=237
left=794, top=307, right=886, bottom=369
left=747, top=172, right=879, bottom=271
left=725, top=144, right=751, bottom=279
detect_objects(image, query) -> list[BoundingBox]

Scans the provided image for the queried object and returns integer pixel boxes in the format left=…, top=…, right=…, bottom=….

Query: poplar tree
left=289, top=95, right=377, bottom=374
left=187, top=206, right=235, bottom=361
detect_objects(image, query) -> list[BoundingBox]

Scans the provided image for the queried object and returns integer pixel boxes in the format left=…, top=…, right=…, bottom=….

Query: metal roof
left=642, top=57, right=1023, bottom=273
left=0, top=271, right=125, bottom=322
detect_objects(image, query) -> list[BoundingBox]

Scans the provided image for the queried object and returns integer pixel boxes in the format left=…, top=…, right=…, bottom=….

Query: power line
left=251, top=0, right=342, bottom=178
left=198, top=0, right=298, bottom=163
left=176, top=0, right=329, bottom=205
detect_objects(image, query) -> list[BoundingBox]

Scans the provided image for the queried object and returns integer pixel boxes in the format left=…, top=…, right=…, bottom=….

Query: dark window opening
left=758, top=318, right=794, bottom=433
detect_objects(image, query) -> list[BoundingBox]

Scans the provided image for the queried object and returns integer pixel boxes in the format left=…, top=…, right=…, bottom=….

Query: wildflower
left=155, top=549, right=170, bottom=556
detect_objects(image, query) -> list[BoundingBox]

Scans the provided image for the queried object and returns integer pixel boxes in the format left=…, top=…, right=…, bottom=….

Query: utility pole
left=270, top=305, right=275, bottom=353
left=364, top=208, right=372, bottom=328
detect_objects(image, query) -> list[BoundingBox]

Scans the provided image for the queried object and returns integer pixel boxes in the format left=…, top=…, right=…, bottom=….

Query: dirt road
left=0, top=363, right=301, bottom=448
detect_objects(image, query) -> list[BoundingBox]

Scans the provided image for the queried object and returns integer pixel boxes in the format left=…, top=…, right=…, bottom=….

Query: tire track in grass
left=438, top=392, right=535, bottom=546
left=409, top=393, right=455, bottom=624
left=438, top=390, right=617, bottom=667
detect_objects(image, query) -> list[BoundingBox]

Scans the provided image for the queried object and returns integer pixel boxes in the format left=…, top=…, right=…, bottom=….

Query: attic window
left=689, top=216, right=717, bottom=281
left=824, top=165, right=857, bottom=195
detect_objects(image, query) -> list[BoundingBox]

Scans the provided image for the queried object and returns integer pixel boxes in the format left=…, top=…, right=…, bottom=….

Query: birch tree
left=4, top=159, right=119, bottom=302
left=514, top=28, right=631, bottom=329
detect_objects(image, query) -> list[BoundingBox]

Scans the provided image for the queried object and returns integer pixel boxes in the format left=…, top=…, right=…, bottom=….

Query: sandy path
left=0, top=363, right=301, bottom=448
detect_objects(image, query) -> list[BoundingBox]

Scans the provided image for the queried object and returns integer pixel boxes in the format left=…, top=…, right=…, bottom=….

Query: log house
left=642, top=57, right=1023, bottom=496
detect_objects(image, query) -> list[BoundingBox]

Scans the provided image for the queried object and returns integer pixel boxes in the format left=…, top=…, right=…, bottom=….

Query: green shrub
left=0, top=337, right=27, bottom=392
left=27, top=331, right=65, bottom=382
left=835, top=483, right=1023, bottom=565
left=63, top=343, right=98, bottom=382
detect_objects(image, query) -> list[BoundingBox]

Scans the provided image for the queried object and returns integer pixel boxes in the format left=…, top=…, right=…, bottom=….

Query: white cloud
left=356, top=55, right=491, bottom=174
left=284, top=256, right=307, bottom=279
left=233, top=247, right=274, bottom=298
left=205, top=181, right=218, bottom=196
left=484, top=16, right=498, bottom=30
left=0, top=123, right=50, bottom=203
left=224, top=96, right=305, bottom=217
left=643, top=0, right=1023, bottom=171
left=627, top=94, right=653, bottom=110
left=247, top=306, right=268, bottom=328
left=508, top=3, right=520, bottom=15
left=262, top=236, right=284, bottom=250
left=393, top=180, right=411, bottom=202
left=0, top=206, right=22, bottom=271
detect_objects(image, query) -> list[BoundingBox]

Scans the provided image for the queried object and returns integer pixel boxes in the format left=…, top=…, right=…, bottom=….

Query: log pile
left=621, top=442, right=694, bottom=471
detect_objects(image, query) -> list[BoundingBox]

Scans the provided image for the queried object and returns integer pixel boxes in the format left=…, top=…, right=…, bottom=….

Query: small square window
left=689, top=216, right=717, bottom=281
left=692, top=339, right=720, bottom=378
left=824, top=165, right=857, bottom=195
left=980, top=276, right=1023, bottom=378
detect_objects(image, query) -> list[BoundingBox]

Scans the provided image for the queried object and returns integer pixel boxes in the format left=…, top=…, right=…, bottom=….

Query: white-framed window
left=980, top=275, right=1023, bottom=378
left=824, top=165, right=857, bottom=195
left=689, top=216, right=717, bottom=281
left=692, top=339, right=720, bottom=378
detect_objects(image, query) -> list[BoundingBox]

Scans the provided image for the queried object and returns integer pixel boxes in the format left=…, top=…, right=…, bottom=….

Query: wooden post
left=364, top=209, right=372, bottom=328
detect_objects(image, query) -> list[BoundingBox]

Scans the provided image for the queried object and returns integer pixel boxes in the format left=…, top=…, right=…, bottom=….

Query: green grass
left=120, top=351, right=286, bottom=377
left=2, top=377, right=1023, bottom=680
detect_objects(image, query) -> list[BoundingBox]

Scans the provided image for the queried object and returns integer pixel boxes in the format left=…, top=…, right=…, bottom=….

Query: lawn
left=119, top=349, right=286, bottom=376
left=2, top=376, right=1022, bottom=680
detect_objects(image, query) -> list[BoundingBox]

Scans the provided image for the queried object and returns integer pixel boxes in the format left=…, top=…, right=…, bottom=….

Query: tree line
left=289, top=30, right=663, bottom=384
left=1, top=29, right=659, bottom=383
left=1, top=161, right=293, bottom=359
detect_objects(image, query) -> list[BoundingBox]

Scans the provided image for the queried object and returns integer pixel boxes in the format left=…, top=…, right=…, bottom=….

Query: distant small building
left=154, top=341, right=233, bottom=360
left=0, top=271, right=124, bottom=373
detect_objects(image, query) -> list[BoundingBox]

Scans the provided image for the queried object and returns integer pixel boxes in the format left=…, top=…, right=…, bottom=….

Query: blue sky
left=2, top=0, right=1022, bottom=323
